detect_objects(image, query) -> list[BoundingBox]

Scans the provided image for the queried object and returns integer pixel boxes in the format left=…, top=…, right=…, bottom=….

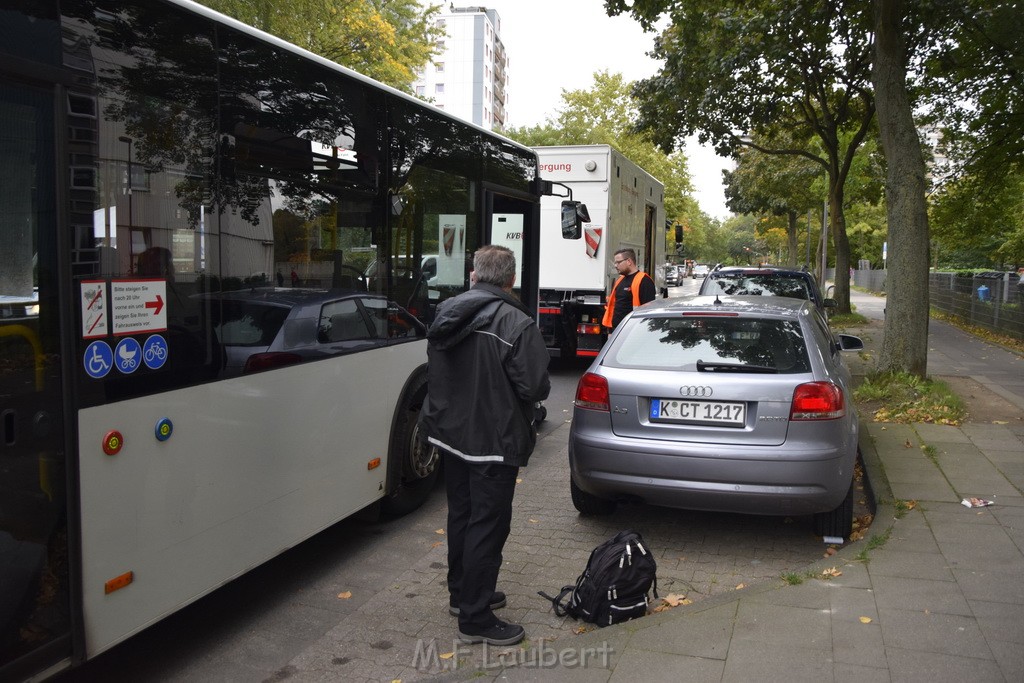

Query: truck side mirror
left=561, top=200, right=590, bottom=240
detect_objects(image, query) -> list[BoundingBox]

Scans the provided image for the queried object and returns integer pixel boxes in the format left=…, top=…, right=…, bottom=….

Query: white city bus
left=0, top=1, right=557, bottom=679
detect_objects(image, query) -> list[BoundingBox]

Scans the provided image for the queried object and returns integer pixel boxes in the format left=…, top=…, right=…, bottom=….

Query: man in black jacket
left=419, top=245, right=550, bottom=646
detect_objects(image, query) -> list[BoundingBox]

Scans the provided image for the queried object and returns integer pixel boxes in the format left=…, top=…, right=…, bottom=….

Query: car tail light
left=790, top=382, right=845, bottom=420
left=577, top=322, right=602, bottom=335
left=575, top=372, right=610, bottom=411
left=243, top=352, right=303, bottom=374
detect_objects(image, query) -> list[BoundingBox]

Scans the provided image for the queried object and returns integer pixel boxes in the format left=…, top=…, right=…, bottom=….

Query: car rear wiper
left=696, top=360, right=778, bottom=373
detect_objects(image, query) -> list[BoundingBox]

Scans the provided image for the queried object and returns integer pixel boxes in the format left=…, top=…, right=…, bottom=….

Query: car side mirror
left=822, top=298, right=837, bottom=308
left=837, top=333, right=863, bottom=351
left=560, top=200, right=590, bottom=240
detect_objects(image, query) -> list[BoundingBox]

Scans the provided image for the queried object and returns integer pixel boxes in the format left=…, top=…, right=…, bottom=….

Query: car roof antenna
left=714, top=293, right=722, bottom=305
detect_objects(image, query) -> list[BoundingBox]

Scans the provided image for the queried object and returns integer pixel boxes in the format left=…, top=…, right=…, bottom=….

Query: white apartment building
left=413, top=5, right=509, bottom=131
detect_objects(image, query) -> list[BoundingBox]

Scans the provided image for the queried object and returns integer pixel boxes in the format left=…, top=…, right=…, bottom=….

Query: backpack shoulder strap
left=538, top=586, right=576, bottom=617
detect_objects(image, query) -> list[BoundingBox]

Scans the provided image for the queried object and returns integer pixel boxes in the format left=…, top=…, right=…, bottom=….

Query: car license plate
left=650, top=398, right=745, bottom=426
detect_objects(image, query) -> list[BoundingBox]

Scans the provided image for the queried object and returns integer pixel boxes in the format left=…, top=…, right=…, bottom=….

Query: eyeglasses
left=613, top=259, right=627, bottom=265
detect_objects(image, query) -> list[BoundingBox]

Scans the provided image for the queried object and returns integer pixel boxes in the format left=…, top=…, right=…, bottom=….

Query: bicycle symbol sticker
left=143, top=334, right=169, bottom=370
left=115, top=337, right=143, bottom=374
left=84, top=340, right=113, bottom=379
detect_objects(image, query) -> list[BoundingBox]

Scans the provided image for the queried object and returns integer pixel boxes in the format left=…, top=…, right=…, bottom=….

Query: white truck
left=535, top=145, right=666, bottom=358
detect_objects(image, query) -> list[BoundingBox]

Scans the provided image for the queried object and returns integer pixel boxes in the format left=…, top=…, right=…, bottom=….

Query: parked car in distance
left=699, top=265, right=836, bottom=314
left=568, top=295, right=863, bottom=538
left=202, top=288, right=426, bottom=377
left=691, top=263, right=710, bottom=279
left=665, top=265, right=681, bottom=287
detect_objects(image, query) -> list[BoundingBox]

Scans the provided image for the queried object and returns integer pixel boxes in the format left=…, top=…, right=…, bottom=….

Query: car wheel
left=813, top=478, right=854, bottom=539
left=570, top=477, right=616, bottom=515
left=382, top=375, right=441, bottom=517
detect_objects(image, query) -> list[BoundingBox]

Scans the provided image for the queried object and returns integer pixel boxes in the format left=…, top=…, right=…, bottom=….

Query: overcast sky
left=481, top=0, right=733, bottom=219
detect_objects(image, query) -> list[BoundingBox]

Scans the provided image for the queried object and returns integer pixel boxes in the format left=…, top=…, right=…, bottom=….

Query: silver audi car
left=568, top=295, right=864, bottom=538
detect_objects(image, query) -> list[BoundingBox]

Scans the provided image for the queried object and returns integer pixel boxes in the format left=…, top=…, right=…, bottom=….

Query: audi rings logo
left=679, top=385, right=713, bottom=398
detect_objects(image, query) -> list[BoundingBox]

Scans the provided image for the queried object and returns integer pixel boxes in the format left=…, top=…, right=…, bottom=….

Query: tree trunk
left=873, top=0, right=930, bottom=377
left=786, top=210, right=798, bottom=268
left=829, top=180, right=852, bottom=314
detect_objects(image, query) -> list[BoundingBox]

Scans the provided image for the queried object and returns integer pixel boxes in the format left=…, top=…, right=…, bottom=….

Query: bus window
left=219, top=29, right=386, bottom=303
left=0, top=79, right=71, bottom=673
left=389, top=101, right=478, bottom=323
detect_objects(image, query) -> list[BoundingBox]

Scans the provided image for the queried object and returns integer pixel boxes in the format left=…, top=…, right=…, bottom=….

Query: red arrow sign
left=145, top=294, right=164, bottom=315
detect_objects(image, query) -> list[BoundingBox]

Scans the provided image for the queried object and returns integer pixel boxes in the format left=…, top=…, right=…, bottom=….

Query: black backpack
left=540, top=529, right=658, bottom=627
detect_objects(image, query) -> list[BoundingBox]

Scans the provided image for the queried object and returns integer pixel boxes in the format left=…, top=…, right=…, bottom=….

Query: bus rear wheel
left=382, top=376, right=441, bottom=516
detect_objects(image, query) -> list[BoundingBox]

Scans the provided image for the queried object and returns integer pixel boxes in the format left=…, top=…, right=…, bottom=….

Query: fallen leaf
left=662, top=593, right=689, bottom=607
left=824, top=547, right=837, bottom=557
left=435, top=528, right=445, bottom=535
left=439, top=652, right=455, bottom=660
left=573, top=625, right=593, bottom=635
left=735, top=583, right=746, bottom=590
left=993, top=420, right=1009, bottom=425
left=859, top=616, right=872, bottom=624
left=337, top=591, right=352, bottom=599
left=431, top=541, right=443, bottom=548
left=904, top=439, right=913, bottom=448
left=516, top=478, right=523, bottom=484
left=528, top=519, right=539, bottom=523
left=821, top=567, right=842, bottom=578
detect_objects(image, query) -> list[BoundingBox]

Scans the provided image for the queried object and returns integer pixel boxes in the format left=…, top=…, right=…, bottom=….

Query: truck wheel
left=570, top=478, right=616, bottom=515
left=813, top=479, right=854, bottom=539
left=382, top=375, right=441, bottom=517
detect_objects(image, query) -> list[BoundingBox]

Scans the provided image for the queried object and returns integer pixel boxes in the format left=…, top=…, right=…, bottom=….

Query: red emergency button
left=103, top=430, right=124, bottom=455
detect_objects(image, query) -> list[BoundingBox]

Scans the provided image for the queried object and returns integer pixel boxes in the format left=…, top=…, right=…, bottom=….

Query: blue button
left=155, top=417, right=173, bottom=442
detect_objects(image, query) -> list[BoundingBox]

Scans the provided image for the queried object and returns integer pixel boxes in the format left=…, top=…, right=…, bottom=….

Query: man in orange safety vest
left=602, top=248, right=656, bottom=330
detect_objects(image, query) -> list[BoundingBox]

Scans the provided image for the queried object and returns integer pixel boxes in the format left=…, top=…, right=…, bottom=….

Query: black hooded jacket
left=419, top=283, right=550, bottom=467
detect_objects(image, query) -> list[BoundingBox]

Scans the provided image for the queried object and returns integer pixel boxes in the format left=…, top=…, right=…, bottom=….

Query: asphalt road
left=56, top=276, right=850, bottom=682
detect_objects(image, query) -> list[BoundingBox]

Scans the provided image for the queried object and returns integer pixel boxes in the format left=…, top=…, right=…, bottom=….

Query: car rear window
left=703, top=274, right=811, bottom=301
left=214, top=302, right=290, bottom=346
left=606, top=316, right=811, bottom=373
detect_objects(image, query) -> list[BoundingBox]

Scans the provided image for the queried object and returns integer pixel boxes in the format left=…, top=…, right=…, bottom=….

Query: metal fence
left=835, top=268, right=1024, bottom=341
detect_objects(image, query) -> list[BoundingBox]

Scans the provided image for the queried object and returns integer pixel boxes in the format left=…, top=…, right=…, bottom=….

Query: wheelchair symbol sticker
left=143, top=334, right=169, bottom=370
left=115, top=338, right=142, bottom=374
left=84, top=341, right=113, bottom=379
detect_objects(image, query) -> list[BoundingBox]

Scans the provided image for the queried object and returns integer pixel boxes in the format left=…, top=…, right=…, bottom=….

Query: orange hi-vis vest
left=602, top=271, right=652, bottom=328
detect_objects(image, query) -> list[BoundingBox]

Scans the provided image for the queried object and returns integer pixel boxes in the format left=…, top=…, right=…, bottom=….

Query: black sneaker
left=448, top=591, right=507, bottom=617
left=457, top=619, right=525, bottom=646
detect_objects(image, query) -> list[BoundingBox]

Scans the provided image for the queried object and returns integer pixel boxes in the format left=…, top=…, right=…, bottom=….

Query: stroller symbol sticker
left=115, top=338, right=142, bottom=374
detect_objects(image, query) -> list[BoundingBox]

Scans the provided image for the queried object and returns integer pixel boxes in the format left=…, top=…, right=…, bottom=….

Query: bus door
left=485, top=191, right=539, bottom=313
left=0, top=78, right=73, bottom=679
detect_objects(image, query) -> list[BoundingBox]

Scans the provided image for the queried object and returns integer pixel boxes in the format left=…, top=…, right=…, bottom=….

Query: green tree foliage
left=197, top=0, right=443, bottom=91
left=930, top=170, right=1024, bottom=268
left=605, top=0, right=877, bottom=315
left=723, top=133, right=822, bottom=268
left=922, top=1, right=1024, bottom=182
left=922, top=1, right=1024, bottom=268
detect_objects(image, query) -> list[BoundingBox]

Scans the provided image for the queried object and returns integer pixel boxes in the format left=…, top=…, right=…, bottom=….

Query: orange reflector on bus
left=105, top=571, right=134, bottom=594
left=367, top=457, right=381, bottom=470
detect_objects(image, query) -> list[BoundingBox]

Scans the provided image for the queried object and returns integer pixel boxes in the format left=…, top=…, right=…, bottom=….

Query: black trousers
left=444, top=451, right=519, bottom=630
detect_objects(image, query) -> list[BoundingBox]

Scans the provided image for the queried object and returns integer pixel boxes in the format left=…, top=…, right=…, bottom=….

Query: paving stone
left=877, top=607, right=992, bottom=659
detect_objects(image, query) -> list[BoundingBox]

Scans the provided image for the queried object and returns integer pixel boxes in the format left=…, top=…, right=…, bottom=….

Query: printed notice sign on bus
left=110, top=279, right=168, bottom=336
left=81, top=280, right=108, bottom=339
